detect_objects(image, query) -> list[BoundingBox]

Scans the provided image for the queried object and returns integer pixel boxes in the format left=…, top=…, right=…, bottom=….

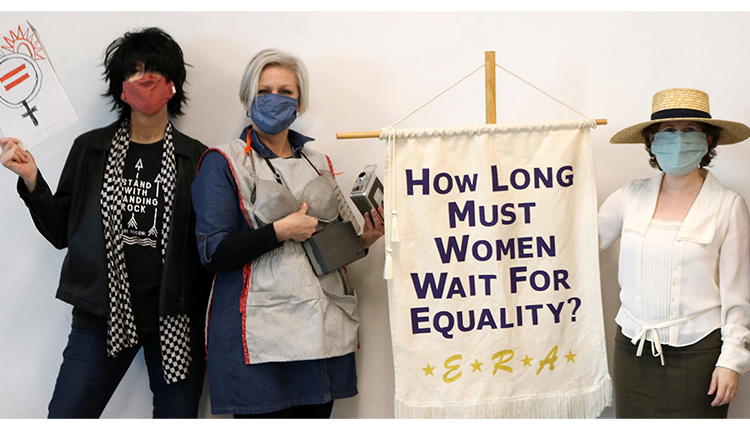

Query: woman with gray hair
left=191, top=48, right=384, bottom=418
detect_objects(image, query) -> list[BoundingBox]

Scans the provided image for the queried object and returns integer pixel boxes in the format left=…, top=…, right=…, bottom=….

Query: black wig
left=103, top=27, right=188, bottom=119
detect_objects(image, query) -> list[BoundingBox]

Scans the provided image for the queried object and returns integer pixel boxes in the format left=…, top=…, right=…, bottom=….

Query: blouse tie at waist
left=622, top=306, right=714, bottom=366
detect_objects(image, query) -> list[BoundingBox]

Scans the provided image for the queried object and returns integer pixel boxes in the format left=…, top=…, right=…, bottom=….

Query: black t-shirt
left=73, top=140, right=165, bottom=334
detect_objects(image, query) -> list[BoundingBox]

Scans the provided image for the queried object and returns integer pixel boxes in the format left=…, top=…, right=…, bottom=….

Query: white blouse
left=598, top=171, right=750, bottom=374
left=640, top=220, right=681, bottom=344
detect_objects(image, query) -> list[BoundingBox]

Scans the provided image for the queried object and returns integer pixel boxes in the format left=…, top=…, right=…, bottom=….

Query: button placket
left=668, top=241, right=684, bottom=343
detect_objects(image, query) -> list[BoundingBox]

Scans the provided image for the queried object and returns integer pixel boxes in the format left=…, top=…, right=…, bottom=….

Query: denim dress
left=191, top=129, right=358, bottom=415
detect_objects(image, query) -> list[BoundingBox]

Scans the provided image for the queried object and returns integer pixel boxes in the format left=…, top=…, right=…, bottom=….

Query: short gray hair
left=239, top=48, right=309, bottom=115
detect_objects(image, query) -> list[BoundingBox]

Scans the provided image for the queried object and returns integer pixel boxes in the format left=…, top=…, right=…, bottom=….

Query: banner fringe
left=394, top=375, right=612, bottom=419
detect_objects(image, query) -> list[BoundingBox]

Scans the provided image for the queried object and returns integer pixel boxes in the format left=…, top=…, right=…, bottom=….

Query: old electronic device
left=303, top=220, right=366, bottom=276
left=350, top=164, right=383, bottom=222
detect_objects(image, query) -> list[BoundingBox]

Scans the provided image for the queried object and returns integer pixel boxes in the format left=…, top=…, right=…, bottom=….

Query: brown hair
left=641, top=122, right=720, bottom=170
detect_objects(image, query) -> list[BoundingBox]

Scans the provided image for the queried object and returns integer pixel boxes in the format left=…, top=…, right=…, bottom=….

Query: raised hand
left=0, top=137, right=38, bottom=191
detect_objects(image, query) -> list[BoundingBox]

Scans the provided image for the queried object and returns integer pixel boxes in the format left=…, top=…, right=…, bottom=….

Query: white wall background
left=2, top=11, right=750, bottom=419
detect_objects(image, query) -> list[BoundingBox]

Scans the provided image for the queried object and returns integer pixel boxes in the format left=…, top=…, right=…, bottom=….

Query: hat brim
left=610, top=117, right=750, bottom=145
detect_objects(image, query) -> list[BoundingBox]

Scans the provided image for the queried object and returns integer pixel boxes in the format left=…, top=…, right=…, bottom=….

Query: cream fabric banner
left=383, top=119, right=611, bottom=418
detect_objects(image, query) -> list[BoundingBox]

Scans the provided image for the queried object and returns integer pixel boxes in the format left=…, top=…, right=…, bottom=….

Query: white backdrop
left=3, top=11, right=750, bottom=419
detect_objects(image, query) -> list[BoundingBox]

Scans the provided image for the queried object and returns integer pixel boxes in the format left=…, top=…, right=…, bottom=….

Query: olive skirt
left=614, top=327, right=728, bottom=418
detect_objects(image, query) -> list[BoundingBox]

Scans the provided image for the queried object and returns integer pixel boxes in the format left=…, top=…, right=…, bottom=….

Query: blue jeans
left=233, top=400, right=334, bottom=418
left=47, top=326, right=205, bottom=418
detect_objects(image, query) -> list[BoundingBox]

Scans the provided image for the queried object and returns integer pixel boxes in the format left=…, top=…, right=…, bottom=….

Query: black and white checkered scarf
left=100, top=119, right=190, bottom=384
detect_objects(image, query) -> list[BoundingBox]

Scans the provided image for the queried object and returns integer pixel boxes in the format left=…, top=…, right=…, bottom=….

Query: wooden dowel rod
left=485, top=51, right=496, bottom=125
left=335, top=131, right=384, bottom=139
left=336, top=119, right=608, bottom=140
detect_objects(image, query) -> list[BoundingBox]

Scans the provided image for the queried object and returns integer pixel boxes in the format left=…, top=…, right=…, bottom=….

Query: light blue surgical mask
left=650, top=131, right=708, bottom=176
left=250, top=93, right=298, bottom=135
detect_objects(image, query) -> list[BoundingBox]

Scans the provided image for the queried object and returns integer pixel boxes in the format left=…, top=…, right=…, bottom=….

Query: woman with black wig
left=0, top=27, right=211, bottom=418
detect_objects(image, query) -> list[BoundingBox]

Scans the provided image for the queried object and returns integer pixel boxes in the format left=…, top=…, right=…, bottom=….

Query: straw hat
left=610, top=88, right=750, bottom=145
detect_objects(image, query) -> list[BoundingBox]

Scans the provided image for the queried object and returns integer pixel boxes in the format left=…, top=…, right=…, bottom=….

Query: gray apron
left=218, top=139, right=360, bottom=364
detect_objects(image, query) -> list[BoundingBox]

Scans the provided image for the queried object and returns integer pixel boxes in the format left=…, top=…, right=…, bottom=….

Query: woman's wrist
left=23, top=171, right=37, bottom=192
left=273, top=220, right=288, bottom=242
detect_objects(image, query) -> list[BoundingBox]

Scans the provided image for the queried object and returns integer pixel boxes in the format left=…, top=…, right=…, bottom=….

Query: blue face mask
left=250, top=93, right=298, bottom=135
left=650, top=131, right=708, bottom=176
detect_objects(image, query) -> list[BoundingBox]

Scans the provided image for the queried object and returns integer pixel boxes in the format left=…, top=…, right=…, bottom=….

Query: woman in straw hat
left=599, top=88, right=750, bottom=418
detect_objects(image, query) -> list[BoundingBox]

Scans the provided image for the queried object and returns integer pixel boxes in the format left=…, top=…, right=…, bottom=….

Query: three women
left=3, top=25, right=750, bottom=421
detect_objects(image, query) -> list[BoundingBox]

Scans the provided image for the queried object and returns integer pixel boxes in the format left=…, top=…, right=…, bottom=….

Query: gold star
left=521, top=354, right=533, bottom=367
left=470, top=359, right=483, bottom=372
left=565, top=350, right=577, bottom=363
left=422, top=363, right=435, bottom=376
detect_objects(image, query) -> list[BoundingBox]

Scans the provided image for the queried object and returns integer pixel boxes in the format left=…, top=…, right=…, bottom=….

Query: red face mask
left=120, top=73, right=175, bottom=115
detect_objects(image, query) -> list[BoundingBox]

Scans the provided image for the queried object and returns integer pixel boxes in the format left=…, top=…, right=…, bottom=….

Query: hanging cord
left=495, top=63, right=596, bottom=127
left=384, top=62, right=595, bottom=130
left=382, top=125, right=397, bottom=280
left=388, top=64, right=485, bottom=129
left=387, top=126, right=399, bottom=243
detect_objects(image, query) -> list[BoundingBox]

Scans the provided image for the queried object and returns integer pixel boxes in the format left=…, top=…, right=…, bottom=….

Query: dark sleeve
left=17, top=141, right=82, bottom=249
left=205, top=224, right=282, bottom=272
left=192, top=150, right=283, bottom=273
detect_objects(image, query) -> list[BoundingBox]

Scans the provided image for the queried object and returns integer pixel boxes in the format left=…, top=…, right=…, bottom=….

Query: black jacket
left=18, top=121, right=212, bottom=321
